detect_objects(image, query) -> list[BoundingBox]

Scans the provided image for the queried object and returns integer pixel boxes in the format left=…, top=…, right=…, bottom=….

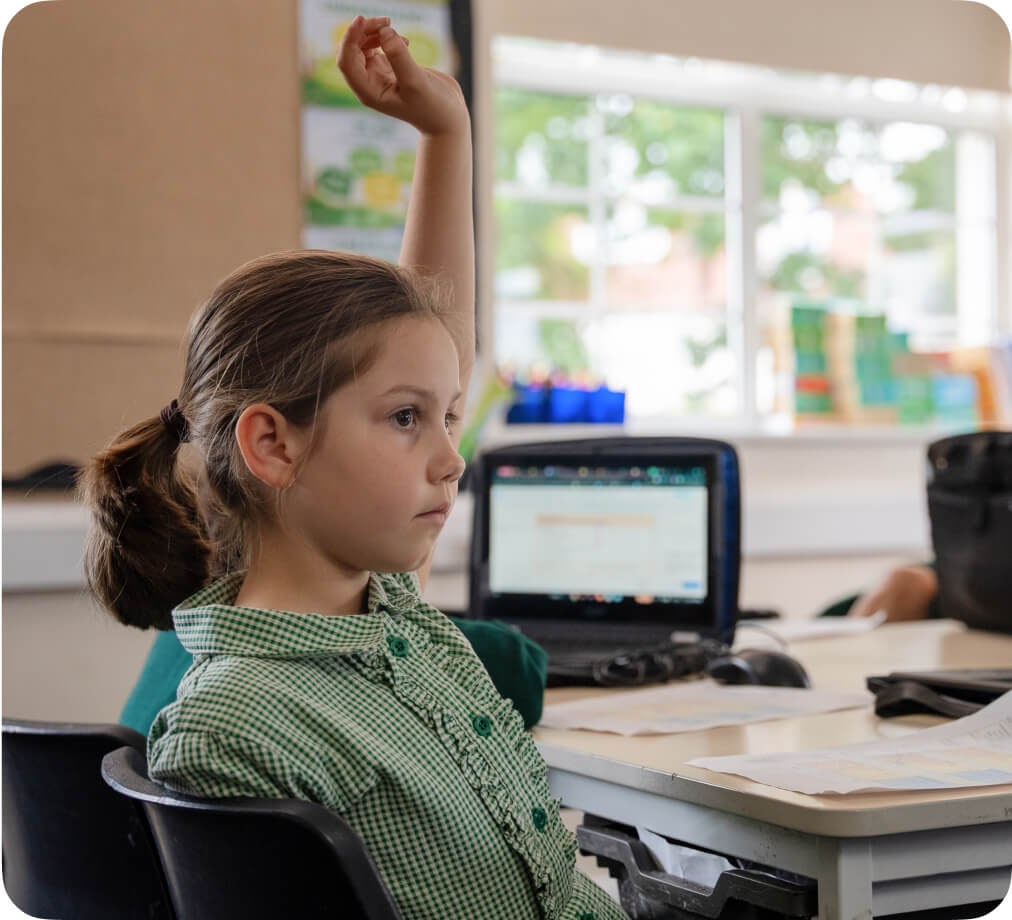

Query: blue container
left=587, top=386, right=626, bottom=423
left=505, top=384, right=549, bottom=423
left=546, top=386, right=589, bottom=423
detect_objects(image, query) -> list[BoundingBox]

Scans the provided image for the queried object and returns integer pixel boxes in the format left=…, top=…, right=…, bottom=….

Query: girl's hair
left=79, top=250, right=447, bottom=629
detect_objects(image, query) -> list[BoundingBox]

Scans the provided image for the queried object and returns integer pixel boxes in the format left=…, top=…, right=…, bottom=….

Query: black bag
left=927, top=431, right=1012, bottom=633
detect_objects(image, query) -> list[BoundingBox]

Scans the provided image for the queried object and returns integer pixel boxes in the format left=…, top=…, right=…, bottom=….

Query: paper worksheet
left=688, top=691, right=1012, bottom=794
left=540, top=681, right=870, bottom=736
left=744, top=610, right=886, bottom=643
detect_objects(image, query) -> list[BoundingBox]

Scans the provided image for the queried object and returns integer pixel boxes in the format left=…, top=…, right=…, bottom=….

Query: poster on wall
left=300, top=0, right=455, bottom=263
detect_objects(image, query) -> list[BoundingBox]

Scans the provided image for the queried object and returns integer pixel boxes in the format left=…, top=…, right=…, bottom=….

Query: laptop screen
left=470, top=439, right=737, bottom=636
left=489, top=462, right=708, bottom=603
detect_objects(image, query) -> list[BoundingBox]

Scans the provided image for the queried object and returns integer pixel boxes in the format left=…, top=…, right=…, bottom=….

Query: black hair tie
left=159, top=399, right=191, bottom=444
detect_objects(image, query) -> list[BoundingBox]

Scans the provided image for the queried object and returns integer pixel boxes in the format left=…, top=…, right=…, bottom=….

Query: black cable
left=547, top=638, right=729, bottom=688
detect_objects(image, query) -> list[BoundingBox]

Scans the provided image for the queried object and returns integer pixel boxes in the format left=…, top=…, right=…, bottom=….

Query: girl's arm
left=337, top=17, right=475, bottom=404
left=338, top=17, right=475, bottom=592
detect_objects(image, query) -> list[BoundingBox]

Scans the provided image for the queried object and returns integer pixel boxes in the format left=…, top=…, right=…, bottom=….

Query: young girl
left=80, top=16, right=626, bottom=920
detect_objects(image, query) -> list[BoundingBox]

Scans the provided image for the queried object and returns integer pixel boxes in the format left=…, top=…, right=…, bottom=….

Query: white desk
left=535, top=620, right=1012, bottom=919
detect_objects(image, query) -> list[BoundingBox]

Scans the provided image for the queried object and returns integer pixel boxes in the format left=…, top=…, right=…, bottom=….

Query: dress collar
left=171, top=571, right=415, bottom=658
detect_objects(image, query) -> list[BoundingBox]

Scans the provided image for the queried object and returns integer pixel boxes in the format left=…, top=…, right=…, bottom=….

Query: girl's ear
left=235, top=403, right=307, bottom=490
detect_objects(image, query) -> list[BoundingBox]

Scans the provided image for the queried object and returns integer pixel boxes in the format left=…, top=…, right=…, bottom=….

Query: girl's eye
left=392, top=408, right=417, bottom=429
left=444, top=412, right=460, bottom=432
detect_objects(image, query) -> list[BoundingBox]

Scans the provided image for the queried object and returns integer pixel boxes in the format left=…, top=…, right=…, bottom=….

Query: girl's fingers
left=359, top=15, right=390, bottom=31
left=375, top=26, right=418, bottom=87
left=338, top=15, right=388, bottom=60
left=357, top=16, right=390, bottom=50
left=338, top=17, right=426, bottom=112
left=337, top=22, right=382, bottom=80
left=361, top=32, right=407, bottom=52
left=336, top=16, right=366, bottom=67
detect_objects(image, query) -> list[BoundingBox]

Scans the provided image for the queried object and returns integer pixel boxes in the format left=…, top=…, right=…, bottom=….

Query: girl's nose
left=433, top=438, right=466, bottom=484
left=442, top=447, right=466, bottom=484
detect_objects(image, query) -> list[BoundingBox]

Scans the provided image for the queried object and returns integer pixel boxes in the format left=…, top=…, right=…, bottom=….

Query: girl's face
left=282, top=315, right=466, bottom=576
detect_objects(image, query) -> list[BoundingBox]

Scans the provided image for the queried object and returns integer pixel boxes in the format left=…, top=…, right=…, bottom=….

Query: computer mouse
left=705, top=648, right=811, bottom=688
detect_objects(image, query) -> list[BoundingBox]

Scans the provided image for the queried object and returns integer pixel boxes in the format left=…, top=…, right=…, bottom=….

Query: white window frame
left=491, top=38, right=1011, bottom=431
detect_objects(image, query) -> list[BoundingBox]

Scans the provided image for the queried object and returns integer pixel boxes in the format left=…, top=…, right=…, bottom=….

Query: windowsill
left=481, top=415, right=966, bottom=447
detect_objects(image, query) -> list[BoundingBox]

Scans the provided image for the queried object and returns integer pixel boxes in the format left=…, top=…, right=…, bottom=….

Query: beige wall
left=477, top=0, right=1010, bottom=88
left=2, top=0, right=303, bottom=474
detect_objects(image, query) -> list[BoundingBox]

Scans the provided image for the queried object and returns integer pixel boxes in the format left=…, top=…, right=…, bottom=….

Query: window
left=492, top=39, right=1005, bottom=426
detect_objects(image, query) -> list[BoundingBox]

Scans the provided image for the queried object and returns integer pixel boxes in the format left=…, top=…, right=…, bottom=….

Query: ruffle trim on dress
left=395, top=678, right=575, bottom=919
left=350, top=614, right=576, bottom=919
left=401, top=600, right=499, bottom=689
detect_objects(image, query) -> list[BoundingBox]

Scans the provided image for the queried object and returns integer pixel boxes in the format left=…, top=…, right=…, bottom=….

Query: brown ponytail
left=79, top=414, right=209, bottom=629
left=79, top=249, right=448, bottom=630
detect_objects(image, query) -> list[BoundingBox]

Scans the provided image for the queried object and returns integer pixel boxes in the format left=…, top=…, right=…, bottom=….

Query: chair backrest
left=2, top=718, right=173, bottom=919
left=101, top=746, right=403, bottom=920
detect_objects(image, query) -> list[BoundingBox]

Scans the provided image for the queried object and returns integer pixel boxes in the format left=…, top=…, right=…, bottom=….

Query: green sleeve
left=452, top=618, right=548, bottom=729
left=122, top=617, right=549, bottom=735
left=815, top=594, right=858, bottom=618
left=924, top=560, right=943, bottom=619
left=119, top=630, right=194, bottom=735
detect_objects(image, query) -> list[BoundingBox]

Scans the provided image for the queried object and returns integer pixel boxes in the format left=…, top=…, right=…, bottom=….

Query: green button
left=471, top=713, right=492, bottom=738
left=387, top=636, right=409, bottom=658
left=531, top=806, right=548, bottom=832
left=579, top=913, right=596, bottom=920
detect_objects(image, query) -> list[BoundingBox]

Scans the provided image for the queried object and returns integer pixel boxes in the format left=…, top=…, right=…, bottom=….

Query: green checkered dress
left=148, top=571, right=627, bottom=920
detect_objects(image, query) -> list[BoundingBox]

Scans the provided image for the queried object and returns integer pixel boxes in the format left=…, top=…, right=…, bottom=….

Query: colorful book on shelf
left=790, top=303, right=833, bottom=418
left=931, top=374, right=979, bottom=429
left=781, top=300, right=1009, bottom=429
left=824, top=310, right=898, bottom=424
left=893, top=351, right=947, bottom=426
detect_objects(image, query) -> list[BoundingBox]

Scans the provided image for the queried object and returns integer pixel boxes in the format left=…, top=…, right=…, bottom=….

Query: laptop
left=467, top=437, right=740, bottom=666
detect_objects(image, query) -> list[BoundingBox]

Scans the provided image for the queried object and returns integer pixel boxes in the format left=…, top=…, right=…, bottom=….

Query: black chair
left=2, top=718, right=173, bottom=919
left=101, top=746, right=403, bottom=920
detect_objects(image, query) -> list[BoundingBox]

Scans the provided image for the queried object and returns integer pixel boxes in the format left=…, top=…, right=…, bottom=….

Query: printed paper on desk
left=688, top=691, right=1012, bottom=794
left=750, top=610, right=886, bottom=643
left=539, top=682, right=870, bottom=736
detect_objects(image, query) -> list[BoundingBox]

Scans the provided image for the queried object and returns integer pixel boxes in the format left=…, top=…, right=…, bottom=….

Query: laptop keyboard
left=518, top=622, right=678, bottom=658
left=536, top=637, right=638, bottom=658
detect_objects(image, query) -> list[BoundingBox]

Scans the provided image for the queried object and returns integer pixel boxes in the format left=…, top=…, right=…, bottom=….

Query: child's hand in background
left=337, top=15, right=468, bottom=138
left=847, top=565, right=938, bottom=623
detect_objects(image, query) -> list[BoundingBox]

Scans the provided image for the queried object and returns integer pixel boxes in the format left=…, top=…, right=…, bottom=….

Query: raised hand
left=336, top=15, right=468, bottom=137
